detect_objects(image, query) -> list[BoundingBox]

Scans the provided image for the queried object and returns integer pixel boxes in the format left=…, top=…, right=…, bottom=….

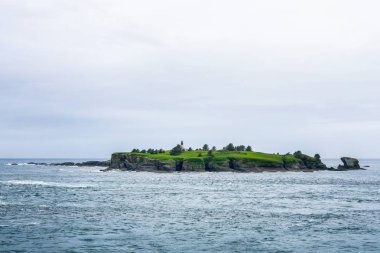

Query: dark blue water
left=1, top=159, right=379, bottom=252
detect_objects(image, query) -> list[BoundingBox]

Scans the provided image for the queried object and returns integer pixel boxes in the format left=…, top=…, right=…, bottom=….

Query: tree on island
left=131, top=148, right=140, bottom=153
left=294, top=151, right=302, bottom=158
left=202, top=144, right=209, bottom=151
left=236, top=145, right=245, bottom=151
left=188, top=147, right=193, bottom=151
left=314, top=154, right=321, bottom=161
left=170, top=144, right=184, bottom=156
left=212, top=146, right=217, bottom=151
left=225, top=143, right=235, bottom=151
left=246, top=146, right=252, bottom=152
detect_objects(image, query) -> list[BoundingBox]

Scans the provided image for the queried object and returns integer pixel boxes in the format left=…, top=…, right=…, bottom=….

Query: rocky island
left=16, top=142, right=363, bottom=172
left=106, top=142, right=364, bottom=173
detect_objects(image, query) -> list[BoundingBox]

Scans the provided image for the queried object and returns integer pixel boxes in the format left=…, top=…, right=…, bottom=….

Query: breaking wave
left=3, top=180, right=93, bottom=188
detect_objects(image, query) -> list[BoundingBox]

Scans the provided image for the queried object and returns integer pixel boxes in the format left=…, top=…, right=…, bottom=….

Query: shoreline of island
left=105, top=142, right=364, bottom=173
left=11, top=142, right=364, bottom=173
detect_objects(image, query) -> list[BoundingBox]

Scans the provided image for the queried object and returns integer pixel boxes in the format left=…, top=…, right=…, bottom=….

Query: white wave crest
left=0, top=200, right=8, bottom=206
left=5, top=163, right=33, bottom=166
left=4, top=180, right=93, bottom=188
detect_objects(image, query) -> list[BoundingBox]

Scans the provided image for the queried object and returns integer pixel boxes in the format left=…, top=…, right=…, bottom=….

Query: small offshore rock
left=52, top=162, right=76, bottom=166
left=27, top=162, right=48, bottom=166
left=337, top=157, right=364, bottom=170
left=100, top=167, right=113, bottom=172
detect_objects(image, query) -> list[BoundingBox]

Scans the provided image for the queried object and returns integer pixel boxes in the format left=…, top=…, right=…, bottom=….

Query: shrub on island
left=170, top=144, right=184, bottom=156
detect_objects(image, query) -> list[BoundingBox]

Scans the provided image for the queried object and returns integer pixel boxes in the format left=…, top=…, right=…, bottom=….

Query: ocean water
left=0, top=159, right=379, bottom=253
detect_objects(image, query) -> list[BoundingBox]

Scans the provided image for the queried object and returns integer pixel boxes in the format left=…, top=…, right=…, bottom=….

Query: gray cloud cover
left=1, top=0, right=379, bottom=158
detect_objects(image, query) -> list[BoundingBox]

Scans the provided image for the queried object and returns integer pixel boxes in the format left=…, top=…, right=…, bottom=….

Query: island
left=106, top=142, right=364, bottom=173
left=15, top=142, right=363, bottom=172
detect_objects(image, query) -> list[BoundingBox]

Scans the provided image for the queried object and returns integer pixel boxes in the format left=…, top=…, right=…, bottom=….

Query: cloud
left=0, top=0, right=380, bottom=158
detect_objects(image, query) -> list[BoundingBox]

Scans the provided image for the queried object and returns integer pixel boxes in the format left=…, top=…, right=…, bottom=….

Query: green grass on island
left=131, top=150, right=291, bottom=162
left=114, top=150, right=310, bottom=168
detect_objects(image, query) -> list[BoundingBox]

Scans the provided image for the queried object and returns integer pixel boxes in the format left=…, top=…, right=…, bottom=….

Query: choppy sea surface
left=1, top=158, right=379, bottom=253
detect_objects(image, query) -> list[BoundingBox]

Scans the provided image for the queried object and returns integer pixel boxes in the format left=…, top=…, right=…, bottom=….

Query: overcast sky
left=1, top=0, right=379, bottom=158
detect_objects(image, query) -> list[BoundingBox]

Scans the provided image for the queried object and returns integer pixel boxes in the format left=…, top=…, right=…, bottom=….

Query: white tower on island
left=180, top=140, right=185, bottom=151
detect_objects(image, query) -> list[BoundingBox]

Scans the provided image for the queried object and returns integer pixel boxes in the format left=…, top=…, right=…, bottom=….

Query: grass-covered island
left=108, top=142, right=336, bottom=172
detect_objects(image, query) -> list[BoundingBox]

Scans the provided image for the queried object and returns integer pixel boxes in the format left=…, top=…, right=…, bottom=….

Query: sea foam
left=4, top=180, right=93, bottom=188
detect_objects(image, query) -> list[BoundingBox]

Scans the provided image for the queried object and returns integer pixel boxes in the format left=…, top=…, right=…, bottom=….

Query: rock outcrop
left=76, top=161, right=110, bottom=167
left=337, top=157, right=363, bottom=170
left=110, top=153, right=175, bottom=172
left=292, top=152, right=328, bottom=170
